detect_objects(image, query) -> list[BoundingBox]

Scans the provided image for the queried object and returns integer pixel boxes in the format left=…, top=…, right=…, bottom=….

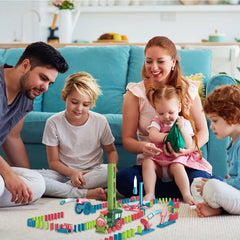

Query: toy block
left=175, top=199, right=180, bottom=208
left=128, top=215, right=131, bottom=222
left=85, top=222, right=89, bottom=230
left=131, top=228, right=135, bottom=237
left=55, top=223, right=58, bottom=231
left=118, top=232, right=123, bottom=240
left=109, top=236, right=114, bottom=240
left=114, top=234, right=118, bottom=240
left=27, top=218, right=32, bottom=227
left=57, top=227, right=70, bottom=234
left=45, top=222, right=49, bottom=230
left=135, top=228, right=155, bottom=235
left=157, top=220, right=176, bottom=228
left=50, top=223, right=54, bottom=230
left=121, top=218, right=125, bottom=225
left=124, top=216, right=128, bottom=223
left=169, top=212, right=178, bottom=221
left=122, top=231, right=127, bottom=240
left=35, top=220, right=39, bottom=228
left=130, top=196, right=136, bottom=202
left=69, top=224, right=73, bottom=233
left=127, top=229, right=131, bottom=238
left=78, top=224, right=82, bottom=232
left=82, top=223, right=85, bottom=231
left=40, top=221, right=44, bottom=229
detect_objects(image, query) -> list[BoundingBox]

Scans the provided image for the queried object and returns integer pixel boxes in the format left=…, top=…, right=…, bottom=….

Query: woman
left=116, top=36, right=210, bottom=198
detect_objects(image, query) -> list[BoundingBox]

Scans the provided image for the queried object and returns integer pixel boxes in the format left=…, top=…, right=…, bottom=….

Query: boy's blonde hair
left=62, top=72, right=102, bottom=107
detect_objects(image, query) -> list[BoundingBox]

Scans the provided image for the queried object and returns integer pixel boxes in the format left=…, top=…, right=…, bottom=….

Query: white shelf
left=76, top=5, right=240, bottom=13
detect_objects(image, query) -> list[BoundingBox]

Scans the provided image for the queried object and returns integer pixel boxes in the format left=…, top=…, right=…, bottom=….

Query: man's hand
left=4, top=171, right=33, bottom=204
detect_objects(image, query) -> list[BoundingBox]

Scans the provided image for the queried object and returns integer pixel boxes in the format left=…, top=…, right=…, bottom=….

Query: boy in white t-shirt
left=38, top=72, right=118, bottom=200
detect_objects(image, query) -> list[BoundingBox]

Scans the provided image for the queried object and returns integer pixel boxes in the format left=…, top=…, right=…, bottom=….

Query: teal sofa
left=0, top=45, right=236, bottom=177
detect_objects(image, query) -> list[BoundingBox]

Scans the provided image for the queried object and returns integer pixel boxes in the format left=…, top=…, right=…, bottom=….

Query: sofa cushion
left=42, top=46, right=130, bottom=114
left=127, top=45, right=145, bottom=84
left=21, top=112, right=55, bottom=143
left=22, top=112, right=123, bottom=145
left=179, top=49, right=212, bottom=87
left=127, top=46, right=212, bottom=87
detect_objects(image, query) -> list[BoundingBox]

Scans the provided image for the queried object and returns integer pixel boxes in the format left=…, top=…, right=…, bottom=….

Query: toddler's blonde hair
left=62, top=72, right=102, bottom=107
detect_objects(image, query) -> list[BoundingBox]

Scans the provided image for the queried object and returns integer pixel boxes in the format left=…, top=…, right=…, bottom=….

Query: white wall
left=1, top=0, right=240, bottom=44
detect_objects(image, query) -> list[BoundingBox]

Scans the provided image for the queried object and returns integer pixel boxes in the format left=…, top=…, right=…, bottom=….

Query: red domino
left=50, top=223, right=54, bottom=230
left=55, top=224, right=58, bottom=231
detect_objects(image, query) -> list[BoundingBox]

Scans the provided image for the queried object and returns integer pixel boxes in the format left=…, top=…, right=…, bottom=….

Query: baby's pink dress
left=150, top=118, right=212, bottom=175
left=126, top=80, right=212, bottom=175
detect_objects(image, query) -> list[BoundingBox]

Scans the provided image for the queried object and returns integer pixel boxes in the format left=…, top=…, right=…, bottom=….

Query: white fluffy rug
left=0, top=197, right=239, bottom=240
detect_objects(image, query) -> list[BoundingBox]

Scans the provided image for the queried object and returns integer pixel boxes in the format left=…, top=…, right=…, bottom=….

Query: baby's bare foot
left=196, top=202, right=222, bottom=217
left=182, top=193, right=195, bottom=206
left=87, top=188, right=107, bottom=201
left=143, top=193, right=155, bottom=201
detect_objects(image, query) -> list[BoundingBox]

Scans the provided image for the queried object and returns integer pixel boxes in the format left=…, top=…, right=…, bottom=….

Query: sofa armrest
left=206, top=74, right=236, bottom=177
left=206, top=74, right=237, bottom=95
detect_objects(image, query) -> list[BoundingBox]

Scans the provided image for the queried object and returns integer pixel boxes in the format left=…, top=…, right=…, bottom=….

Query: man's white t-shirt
left=42, top=111, right=115, bottom=171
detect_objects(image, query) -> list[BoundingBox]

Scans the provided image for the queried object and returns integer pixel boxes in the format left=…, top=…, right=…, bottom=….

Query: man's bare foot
left=196, top=202, right=222, bottom=217
left=182, top=193, right=195, bottom=206
left=143, top=193, right=155, bottom=201
left=87, top=188, right=107, bottom=201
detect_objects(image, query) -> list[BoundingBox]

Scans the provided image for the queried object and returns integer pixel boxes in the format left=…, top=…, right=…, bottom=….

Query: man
left=0, top=42, right=68, bottom=207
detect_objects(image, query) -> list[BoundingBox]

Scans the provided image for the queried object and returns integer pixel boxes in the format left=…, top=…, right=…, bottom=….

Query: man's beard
left=19, top=72, right=35, bottom=100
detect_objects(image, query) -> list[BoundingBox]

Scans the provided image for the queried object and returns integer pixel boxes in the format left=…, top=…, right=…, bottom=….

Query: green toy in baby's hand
left=165, top=119, right=185, bottom=153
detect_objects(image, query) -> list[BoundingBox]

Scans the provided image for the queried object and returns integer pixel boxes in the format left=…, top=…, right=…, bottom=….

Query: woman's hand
left=163, top=141, right=189, bottom=158
left=70, top=170, right=90, bottom=189
left=142, top=142, right=162, bottom=157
